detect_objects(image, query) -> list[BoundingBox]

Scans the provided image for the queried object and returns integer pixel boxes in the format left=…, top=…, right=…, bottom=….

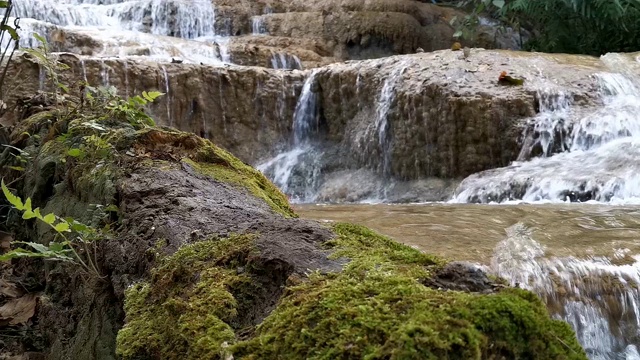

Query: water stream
left=9, top=0, right=230, bottom=64
left=257, top=70, right=322, bottom=202
left=298, top=203, right=640, bottom=359
left=285, top=54, right=640, bottom=357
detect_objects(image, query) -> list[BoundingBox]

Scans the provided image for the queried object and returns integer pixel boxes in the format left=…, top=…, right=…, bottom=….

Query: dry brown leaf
left=0, top=279, right=21, bottom=298
left=0, top=293, right=37, bottom=326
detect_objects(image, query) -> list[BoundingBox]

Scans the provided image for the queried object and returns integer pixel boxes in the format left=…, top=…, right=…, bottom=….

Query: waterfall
left=270, top=52, right=303, bottom=70
left=7, top=0, right=230, bottom=64
left=517, top=90, right=572, bottom=160
left=374, top=63, right=407, bottom=177
left=161, top=65, right=171, bottom=127
left=257, top=71, right=322, bottom=203
left=100, top=59, right=110, bottom=86
left=452, top=69, right=640, bottom=204
left=491, top=223, right=640, bottom=359
left=251, top=15, right=267, bottom=35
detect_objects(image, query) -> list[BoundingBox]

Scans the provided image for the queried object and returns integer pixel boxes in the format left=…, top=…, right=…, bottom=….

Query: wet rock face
left=425, top=262, right=504, bottom=293
left=305, top=50, right=603, bottom=180
left=1, top=54, right=306, bottom=162
left=3, top=49, right=606, bottom=193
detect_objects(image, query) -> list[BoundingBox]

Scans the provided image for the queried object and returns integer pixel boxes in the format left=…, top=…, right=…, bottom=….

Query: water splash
left=251, top=15, right=267, bottom=35
left=453, top=70, right=640, bottom=204
left=490, top=223, right=640, bottom=359
left=257, top=71, right=321, bottom=202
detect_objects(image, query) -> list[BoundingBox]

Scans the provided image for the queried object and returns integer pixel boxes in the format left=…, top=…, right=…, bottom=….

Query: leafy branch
left=1, top=179, right=110, bottom=278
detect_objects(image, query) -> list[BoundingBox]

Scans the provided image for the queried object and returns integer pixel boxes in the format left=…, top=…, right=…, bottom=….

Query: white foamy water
left=357, top=60, right=409, bottom=177
left=257, top=71, right=322, bottom=203
left=453, top=67, right=640, bottom=204
left=5, top=0, right=231, bottom=64
left=271, top=52, right=302, bottom=70
left=491, top=223, right=640, bottom=360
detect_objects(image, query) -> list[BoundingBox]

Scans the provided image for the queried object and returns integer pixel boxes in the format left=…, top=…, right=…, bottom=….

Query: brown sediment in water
left=296, top=203, right=640, bottom=264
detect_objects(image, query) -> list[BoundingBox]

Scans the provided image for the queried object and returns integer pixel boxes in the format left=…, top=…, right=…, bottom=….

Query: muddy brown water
left=295, top=203, right=640, bottom=264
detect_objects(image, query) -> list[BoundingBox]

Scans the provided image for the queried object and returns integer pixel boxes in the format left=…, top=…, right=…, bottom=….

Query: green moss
left=116, top=234, right=259, bottom=360
left=232, top=223, right=586, bottom=360
left=183, top=158, right=295, bottom=218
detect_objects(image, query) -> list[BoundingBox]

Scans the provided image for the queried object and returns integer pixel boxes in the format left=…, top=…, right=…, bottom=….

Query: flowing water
left=285, top=54, right=640, bottom=358
left=297, top=203, right=640, bottom=359
left=257, top=70, right=322, bottom=202
left=8, top=0, right=230, bottom=64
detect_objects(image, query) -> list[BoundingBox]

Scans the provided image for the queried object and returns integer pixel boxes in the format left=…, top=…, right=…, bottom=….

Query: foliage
left=85, top=85, right=162, bottom=128
left=1, top=179, right=114, bottom=277
left=0, top=34, right=163, bottom=279
left=24, top=34, right=70, bottom=101
left=451, top=0, right=640, bottom=55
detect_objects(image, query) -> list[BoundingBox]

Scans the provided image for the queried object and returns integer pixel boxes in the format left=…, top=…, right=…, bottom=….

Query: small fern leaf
left=24, top=198, right=32, bottom=212
left=43, top=213, right=56, bottom=225
left=54, top=222, right=70, bottom=233
left=22, top=210, right=36, bottom=220
left=2, top=179, right=24, bottom=210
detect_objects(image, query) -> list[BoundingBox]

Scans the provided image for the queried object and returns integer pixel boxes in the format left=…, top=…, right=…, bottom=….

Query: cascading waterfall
left=257, top=71, right=322, bottom=202
left=6, top=0, right=231, bottom=64
left=517, top=89, right=572, bottom=160
left=490, top=223, right=640, bottom=359
left=270, top=52, right=303, bottom=70
left=251, top=15, right=267, bottom=35
left=452, top=66, right=640, bottom=204
left=373, top=62, right=407, bottom=177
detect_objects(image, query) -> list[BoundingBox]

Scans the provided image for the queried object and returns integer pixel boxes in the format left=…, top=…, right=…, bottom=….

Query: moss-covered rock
left=115, top=222, right=586, bottom=360
left=116, top=234, right=258, bottom=360
left=232, top=223, right=586, bottom=359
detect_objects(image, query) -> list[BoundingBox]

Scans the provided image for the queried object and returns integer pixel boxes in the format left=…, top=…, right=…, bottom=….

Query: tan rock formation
left=1, top=54, right=306, bottom=163
left=2, top=49, right=622, bottom=202
left=312, top=49, right=604, bottom=179
left=214, top=0, right=523, bottom=64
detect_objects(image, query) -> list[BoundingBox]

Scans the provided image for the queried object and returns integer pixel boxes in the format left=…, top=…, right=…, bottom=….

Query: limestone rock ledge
left=0, top=97, right=586, bottom=359
left=1, top=49, right=621, bottom=202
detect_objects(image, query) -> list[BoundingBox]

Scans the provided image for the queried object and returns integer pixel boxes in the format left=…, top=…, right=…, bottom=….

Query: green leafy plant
left=24, top=34, right=70, bottom=102
left=84, top=85, right=163, bottom=128
left=1, top=179, right=110, bottom=278
left=451, top=0, right=640, bottom=55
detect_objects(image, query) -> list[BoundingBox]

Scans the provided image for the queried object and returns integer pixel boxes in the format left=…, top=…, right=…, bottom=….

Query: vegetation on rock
left=233, top=223, right=586, bottom=359
left=116, top=234, right=258, bottom=360
left=116, top=220, right=586, bottom=359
